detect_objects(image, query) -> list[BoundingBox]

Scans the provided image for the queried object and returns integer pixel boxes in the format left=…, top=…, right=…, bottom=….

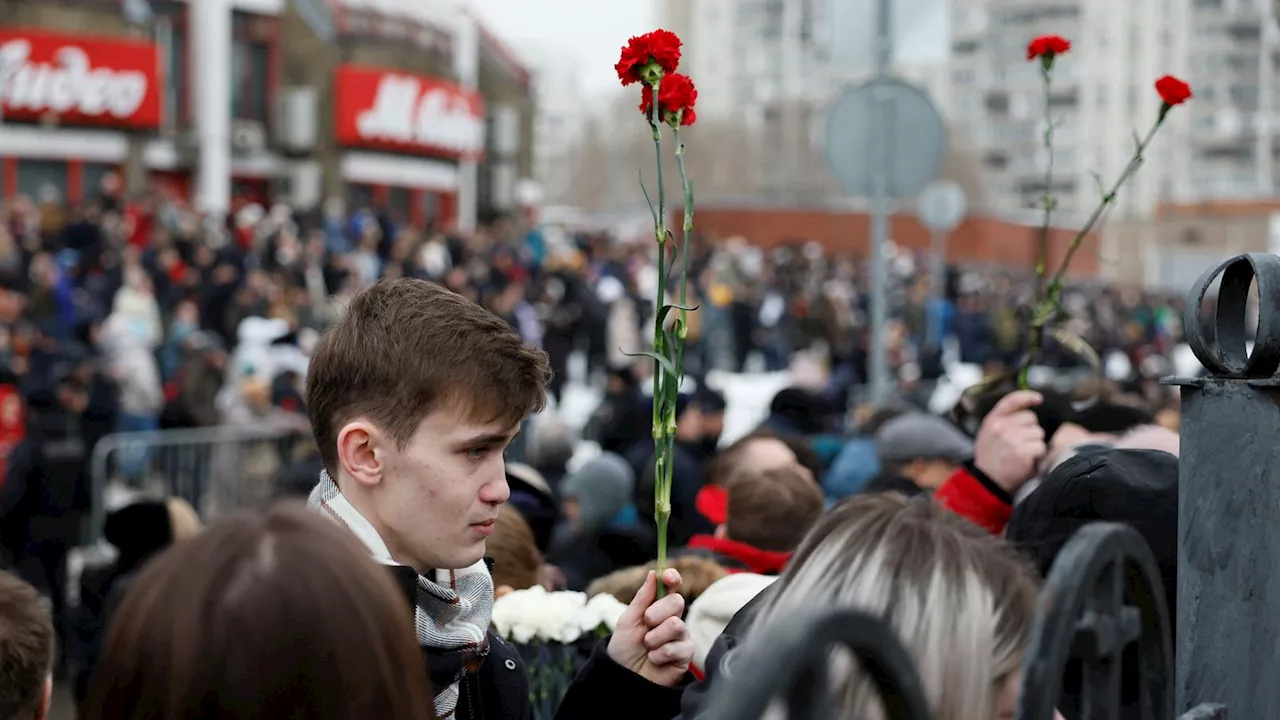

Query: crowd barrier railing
left=86, top=424, right=315, bottom=550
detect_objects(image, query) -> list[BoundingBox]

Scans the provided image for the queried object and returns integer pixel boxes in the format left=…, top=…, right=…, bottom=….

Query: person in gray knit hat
left=873, top=412, right=975, bottom=492
left=561, top=452, right=637, bottom=535
left=547, top=452, right=652, bottom=590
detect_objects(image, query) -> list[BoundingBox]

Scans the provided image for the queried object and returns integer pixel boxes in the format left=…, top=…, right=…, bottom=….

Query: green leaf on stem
left=623, top=349, right=678, bottom=379
left=1048, top=327, right=1101, bottom=378
left=1090, top=171, right=1106, bottom=197
left=656, top=302, right=699, bottom=328
left=639, top=171, right=658, bottom=226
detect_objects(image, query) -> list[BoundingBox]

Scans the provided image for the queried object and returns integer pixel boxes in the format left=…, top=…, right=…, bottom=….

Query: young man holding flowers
left=306, top=278, right=692, bottom=720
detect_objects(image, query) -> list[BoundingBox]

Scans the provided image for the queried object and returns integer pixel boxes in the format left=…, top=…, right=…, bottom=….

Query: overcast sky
left=463, top=0, right=656, bottom=97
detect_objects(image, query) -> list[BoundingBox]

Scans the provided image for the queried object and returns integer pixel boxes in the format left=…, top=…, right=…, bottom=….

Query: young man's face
left=368, top=407, right=517, bottom=572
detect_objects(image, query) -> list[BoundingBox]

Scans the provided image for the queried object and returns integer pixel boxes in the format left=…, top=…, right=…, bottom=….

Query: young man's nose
left=479, top=472, right=510, bottom=505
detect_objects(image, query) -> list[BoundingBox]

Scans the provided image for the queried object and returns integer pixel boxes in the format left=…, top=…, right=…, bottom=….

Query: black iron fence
left=693, top=254, right=1280, bottom=719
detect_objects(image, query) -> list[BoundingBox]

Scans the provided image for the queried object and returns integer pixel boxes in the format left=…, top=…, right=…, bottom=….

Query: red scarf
left=687, top=534, right=792, bottom=575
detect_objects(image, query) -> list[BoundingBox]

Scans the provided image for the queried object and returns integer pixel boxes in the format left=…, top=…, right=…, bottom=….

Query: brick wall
left=675, top=206, right=1101, bottom=277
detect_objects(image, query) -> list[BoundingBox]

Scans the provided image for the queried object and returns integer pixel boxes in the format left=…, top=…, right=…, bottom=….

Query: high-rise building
left=519, top=43, right=586, bottom=203
left=946, top=0, right=1191, bottom=218
left=1180, top=0, right=1277, bottom=200
left=658, top=0, right=951, bottom=202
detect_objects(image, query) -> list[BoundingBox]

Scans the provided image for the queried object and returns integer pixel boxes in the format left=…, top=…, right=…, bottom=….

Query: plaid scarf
left=309, top=471, right=494, bottom=718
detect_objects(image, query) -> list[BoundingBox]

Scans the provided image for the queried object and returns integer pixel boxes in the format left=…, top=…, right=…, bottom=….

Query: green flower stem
left=1021, top=115, right=1165, bottom=388
left=1036, top=64, right=1054, bottom=300
left=646, top=75, right=674, bottom=600
left=652, top=127, right=696, bottom=598
left=1020, top=65, right=1056, bottom=390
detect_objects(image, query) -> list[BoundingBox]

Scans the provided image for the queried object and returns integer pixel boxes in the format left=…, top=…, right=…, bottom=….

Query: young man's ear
left=713, top=524, right=728, bottom=540
left=336, top=420, right=385, bottom=488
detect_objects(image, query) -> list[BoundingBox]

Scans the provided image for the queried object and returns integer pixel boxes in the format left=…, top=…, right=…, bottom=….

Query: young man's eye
left=466, top=447, right=488, bottom=460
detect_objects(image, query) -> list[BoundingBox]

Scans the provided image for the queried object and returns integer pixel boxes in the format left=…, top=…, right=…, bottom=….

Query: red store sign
left=335, top=64, right=485, bottom=160
left=0, top=29, right=163, bottom=131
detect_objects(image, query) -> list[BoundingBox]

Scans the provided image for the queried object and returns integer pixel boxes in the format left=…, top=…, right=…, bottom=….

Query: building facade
left=658, top=0, right=950, bottom=203
left=946, top=0, right=1191, bottom=218
left=520, top=44, right=585, bottom=205
left=1180, top=0, right=1279, bottom=201
left=0, top=0, right=535, bottom=230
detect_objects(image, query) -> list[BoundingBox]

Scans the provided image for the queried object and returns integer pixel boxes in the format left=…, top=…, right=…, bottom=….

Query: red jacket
left=933, top=461, right=1014, bottom=534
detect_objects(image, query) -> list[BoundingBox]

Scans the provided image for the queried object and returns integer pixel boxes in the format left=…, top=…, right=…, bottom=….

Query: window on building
left=347, top=183, right=376, bottom=211
left=82, top=163, right=118, bottom=203
left=231, top=13, right=271, bottom=125
left=16, top=161, right=68, bottom=205
left=762, top=0, right=783, bottom=39
left=422, top=191, right=439, bottom=228
left=387, top=186, right=412, bottom=223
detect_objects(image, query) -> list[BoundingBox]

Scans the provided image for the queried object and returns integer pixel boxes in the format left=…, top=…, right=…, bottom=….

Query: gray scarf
left=309, top=470, right=495, bottom=717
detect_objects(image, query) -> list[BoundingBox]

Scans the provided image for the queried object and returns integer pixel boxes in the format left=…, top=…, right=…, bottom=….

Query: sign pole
left=868, top=0, right=893, bottom=405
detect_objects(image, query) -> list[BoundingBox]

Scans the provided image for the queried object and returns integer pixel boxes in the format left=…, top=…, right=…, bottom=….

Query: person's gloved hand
left=607, top=569, right=693, bottom=687
left=974, top=390, right=1047, bottom=493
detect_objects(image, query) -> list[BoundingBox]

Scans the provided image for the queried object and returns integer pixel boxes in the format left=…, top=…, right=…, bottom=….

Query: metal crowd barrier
left=86, top=424, right=315, bottom=548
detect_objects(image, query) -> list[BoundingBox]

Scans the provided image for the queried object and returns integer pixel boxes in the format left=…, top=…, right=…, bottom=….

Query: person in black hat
left=627, top=393, right=714, bottom=546
left=1005, top=447, right=1177, bottom=720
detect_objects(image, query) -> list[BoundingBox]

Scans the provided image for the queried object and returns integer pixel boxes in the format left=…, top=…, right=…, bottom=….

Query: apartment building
left=947, top=0, right=1190, bottom=218
left=520, top=44, right=586, bottom=204
left=659, top=0, right=949, bottom=202
left=1182, top=0, right=1279, bottom=200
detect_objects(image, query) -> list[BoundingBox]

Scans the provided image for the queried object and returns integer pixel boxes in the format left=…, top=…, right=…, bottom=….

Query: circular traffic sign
left=917, top=180, right=967, bottom=233
left=823, top=78, right=947, bottom=199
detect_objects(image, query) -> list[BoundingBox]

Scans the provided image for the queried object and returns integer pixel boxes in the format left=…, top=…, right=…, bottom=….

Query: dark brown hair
left=726, top=465, right=826, bottom=552
left=306, top=277, right=551, bottom=475
left=83, top=503, right=436, bottom=720
left=488, top=505, right=543, bottom=592
left=0, top=571, right=53, bottom=720
left=706, top=429, right=821, bottom=488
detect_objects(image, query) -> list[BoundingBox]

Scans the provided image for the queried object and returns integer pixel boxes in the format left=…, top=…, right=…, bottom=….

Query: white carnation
left=493, top=586, right=609, bottom=644
left=584, top=592, right=629, bottom=633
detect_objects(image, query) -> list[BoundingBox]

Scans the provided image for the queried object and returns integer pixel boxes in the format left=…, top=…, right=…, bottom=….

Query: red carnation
left=616, top=29, right=683, bottom=86
left=1026, top=34, right=1071, bottom=68
left=1155, top=75, right=1193, bottom=107
left=639, top=72, right=698, bottom=127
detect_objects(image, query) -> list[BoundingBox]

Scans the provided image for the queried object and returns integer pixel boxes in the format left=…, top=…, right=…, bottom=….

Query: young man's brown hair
left=306, top=278, right=552, bottom=475
left=0, top=571, right=54, bottom=720
left=724, top=465, right=825, bottom=553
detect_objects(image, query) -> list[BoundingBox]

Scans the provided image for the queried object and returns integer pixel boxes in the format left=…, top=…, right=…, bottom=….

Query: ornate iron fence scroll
left=693, top=522, right=1227, bottom=719
left=698, top=608, right=935, bottom=720
left=1014, top=522, right=1225, bottom=720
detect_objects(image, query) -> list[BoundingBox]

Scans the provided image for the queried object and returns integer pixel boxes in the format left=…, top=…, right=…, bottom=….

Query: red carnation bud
left=639, top=72, right=698, bottom=128
left=1155, top=75, right=1193, bottom=108
left=1026, top=34, right=1071, bottom=69
left=615, top=29, right=683, bottom=87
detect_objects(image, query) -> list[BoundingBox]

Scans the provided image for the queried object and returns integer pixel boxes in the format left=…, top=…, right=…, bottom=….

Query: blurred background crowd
left=0, top=169, right=1201, bottom=718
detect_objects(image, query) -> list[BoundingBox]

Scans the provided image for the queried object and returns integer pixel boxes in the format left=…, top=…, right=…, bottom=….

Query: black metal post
left=1168, top=252, right=1280, bottom=717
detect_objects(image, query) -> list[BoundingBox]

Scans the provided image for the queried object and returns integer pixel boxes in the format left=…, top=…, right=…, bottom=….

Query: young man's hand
left=607, top=569, right=693, bottom=687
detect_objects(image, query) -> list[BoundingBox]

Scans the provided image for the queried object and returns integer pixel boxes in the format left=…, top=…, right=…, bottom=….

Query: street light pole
left=867, top=0, right=893, bottom=405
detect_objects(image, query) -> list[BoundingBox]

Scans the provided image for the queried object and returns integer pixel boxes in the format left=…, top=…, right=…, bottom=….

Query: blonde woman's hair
left=751, top=493, right=1038, bottom=720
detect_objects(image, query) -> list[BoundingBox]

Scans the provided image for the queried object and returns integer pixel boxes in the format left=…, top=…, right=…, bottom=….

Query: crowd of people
left=0, top=176, right=1195, bottom=720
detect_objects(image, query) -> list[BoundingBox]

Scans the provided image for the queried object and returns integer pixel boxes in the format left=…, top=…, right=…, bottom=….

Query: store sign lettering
left=1, top=40, right=147, bottom=118
left=356, top=75, right=485, bottom=155
left=336, top=65, right=485, bottom=159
